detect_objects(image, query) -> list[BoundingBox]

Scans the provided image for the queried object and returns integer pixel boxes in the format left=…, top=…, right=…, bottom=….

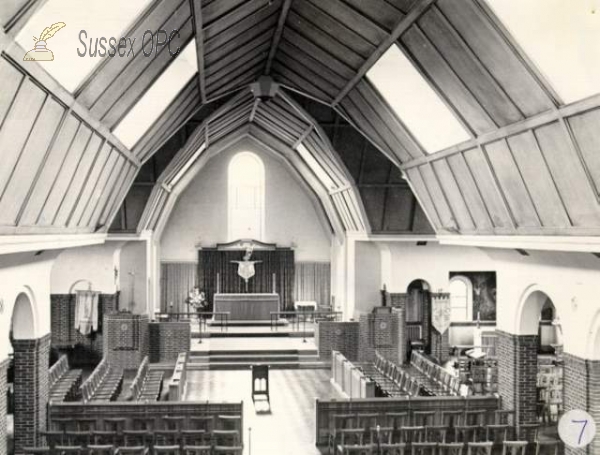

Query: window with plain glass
left=485, top=0, right=600, bottom=103
left=16, top=0, right=152, bottom=92
left=228, top=152, right=265, bottom=241
left=296, top=144, right=337, bottom=191
left=367, top=44, right=471, bottom=153
left=112, top=42, right=198, bottom=149
left=450, top=277, right=472, bottom=322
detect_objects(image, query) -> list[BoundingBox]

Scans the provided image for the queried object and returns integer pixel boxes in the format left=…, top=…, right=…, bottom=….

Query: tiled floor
left=190, top=336, right=317, bottom=352
left=185, top=369, right=340, bottom=455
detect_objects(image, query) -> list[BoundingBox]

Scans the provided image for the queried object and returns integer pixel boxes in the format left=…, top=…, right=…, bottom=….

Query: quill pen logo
left=23, top=21, right=66, bottom=61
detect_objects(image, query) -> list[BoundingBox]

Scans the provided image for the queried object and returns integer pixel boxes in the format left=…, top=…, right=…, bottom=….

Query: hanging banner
left=431, top=292, right=451, bottom=334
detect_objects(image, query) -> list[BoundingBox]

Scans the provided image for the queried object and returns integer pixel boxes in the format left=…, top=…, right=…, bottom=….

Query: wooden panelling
left=358, top=187, right=385, bottom=231
left=340, top=0, right=404, bottom=32
left=100, top=163, right=136, bottom=227
left=506, top=131, right=571, bottom=228
left=68, top=142, right=112, bottom=227
left=90, top=155, right=126, bottom=228
left=0, top=0, right=29, bottom=28
left=484, top=139, right=540, bottom=228
left=0, top=57, right=23, bottom=124
left=0, top=96, right=65, bottom=225
left=462, top=147, right=513, bottom=229
left=405, top=167, right=441, bottom=229
left=568, top=109, right=600, bottom=196
left=416, top=7, right=523, bottom=127
left=416, top=164, right=457, bottom=230
left=446, top=153, right=493, bottom=231
left=436, top=0, right=554, bottom=117
left=534, top=122, right=600, bottom=226
left=37, top=123, right=93, bottom=225
left=54, top=133, right=104, bottom=226
left=286, top=9, right=363, bottom=69
left=383, top=188, right=418, bottom=231
left=0, top=78, right=47, bottom=198
left=19, top=115, right=80, bottom=225
left=279, top=27, right=355, bottom=80
left=431, top=159, right=475, bottom=231
left=80, top=148, right=120, bottom=227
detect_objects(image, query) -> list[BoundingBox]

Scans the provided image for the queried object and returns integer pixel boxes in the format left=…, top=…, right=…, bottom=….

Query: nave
left=1, top=0, right=600, bottom=454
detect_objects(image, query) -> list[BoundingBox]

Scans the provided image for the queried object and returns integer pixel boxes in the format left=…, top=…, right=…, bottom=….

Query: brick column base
left=0, top=358, right=9, bottom=455
left=496, top=330, right=538, bottom=424
left=563, top=353, right=600, bottom=455
left=13, top=334, right=51, bottom=454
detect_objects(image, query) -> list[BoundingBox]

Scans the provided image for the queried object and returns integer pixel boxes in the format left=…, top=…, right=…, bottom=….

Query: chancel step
left=188, top=348, right=326, bottom=370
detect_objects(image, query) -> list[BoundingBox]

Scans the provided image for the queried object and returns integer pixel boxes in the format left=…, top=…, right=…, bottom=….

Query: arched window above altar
left=228, top=152, right=265, bottom=241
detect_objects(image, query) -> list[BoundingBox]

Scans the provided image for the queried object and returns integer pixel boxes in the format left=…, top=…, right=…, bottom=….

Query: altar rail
left=315, top=395, right=500, bottom=445
left=270, top=310, right=343, bottom=331
left=331, top=350, right=375, bottom=398
left=49, top=401, right=243, bottom=442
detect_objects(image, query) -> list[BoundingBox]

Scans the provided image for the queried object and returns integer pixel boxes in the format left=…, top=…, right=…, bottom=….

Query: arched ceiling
left=0, top=0, right=599, bottom=243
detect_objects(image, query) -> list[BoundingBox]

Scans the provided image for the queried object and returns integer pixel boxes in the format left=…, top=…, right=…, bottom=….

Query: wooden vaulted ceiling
left=1, top=0, right=600, bottom=239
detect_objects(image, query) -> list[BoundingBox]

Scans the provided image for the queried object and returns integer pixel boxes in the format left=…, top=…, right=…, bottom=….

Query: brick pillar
left=12, top=334, right=51, bottom=454
left=496, top=330, right=538, bottom=424
left=0, top=358, right=9, bottom=455
left=430, top=293, right=450, bottom=363
left=390, top=293, right=407, bottom=364
left=563, top=353, right=600, bottom=455
left=422, top=291, right=431, bottom=353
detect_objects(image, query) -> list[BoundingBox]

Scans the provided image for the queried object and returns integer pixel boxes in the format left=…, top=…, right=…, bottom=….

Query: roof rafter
left=264, top=0, right=293, bottom=75
left=190, top=0, right=208, bottom=103
left=332, top=0, right=436, bottom=106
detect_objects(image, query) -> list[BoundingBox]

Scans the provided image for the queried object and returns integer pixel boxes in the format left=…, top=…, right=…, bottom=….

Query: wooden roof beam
left=190, top=0, right=208, bottom=103
left=264, top=0, right=293, bottom=75
left=332, top=0, right=435, bottom=107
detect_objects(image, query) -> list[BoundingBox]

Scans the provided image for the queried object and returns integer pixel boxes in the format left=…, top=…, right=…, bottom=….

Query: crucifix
left=231, top=247, right=262, bottom=292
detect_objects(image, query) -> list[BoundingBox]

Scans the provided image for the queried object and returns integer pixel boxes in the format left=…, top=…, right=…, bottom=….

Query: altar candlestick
left=272, top=273, right=276, bottom=294
left=216, top=273, right=220, bottom=294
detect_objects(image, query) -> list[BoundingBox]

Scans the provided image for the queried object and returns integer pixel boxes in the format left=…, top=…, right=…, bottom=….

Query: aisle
left=185, top=369, right=341, bottom=455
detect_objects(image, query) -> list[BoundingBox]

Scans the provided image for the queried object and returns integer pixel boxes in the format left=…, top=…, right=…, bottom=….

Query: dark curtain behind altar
left=198, top=249, right=295, bottom=310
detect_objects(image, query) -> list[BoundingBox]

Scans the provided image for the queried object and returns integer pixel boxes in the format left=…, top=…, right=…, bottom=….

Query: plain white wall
left=51, top=242, right=124, bottom=294
left=160, top=143, right=332, bottom=262
left=354, top=241, right=382, bottom=316
left=119, top=241, right=147, bottom=314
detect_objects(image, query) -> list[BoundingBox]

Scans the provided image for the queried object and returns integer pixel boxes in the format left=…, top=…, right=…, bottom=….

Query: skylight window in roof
left=113, top=42, right=197, bottom=149
left=297, top=144, right=337, bottom=191
left=367, top=45, right=471, bottom=154
left=17, top=0, right=152, bottom=92
left=485, top=0, right=600, bottom=103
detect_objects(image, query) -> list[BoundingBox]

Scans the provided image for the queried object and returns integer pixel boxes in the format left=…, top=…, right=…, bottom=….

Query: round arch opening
left=11, top=291, right=36, bottom=340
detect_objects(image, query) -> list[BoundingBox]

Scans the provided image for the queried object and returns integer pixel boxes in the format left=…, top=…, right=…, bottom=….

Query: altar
left=213, top=293, right=280, bottom=321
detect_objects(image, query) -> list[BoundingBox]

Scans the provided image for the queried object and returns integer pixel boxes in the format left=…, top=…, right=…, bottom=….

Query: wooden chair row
left=50, top=415, right=242, bottom=435
left=39, top=428, right=243, bottom=449
left=128, top=357, right=164, bottom=402
left=24, top=445, right=242, bottom=455
left=336, top=440, right=554, bottom=454
left=80, top=359, right=123, bottom=403
left=409, top=351, right=461, bottom=396
left=49, top=355, right=82, bottom=403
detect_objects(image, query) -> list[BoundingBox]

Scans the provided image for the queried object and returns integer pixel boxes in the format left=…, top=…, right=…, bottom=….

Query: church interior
left=1, top=0, right=600, bottom=454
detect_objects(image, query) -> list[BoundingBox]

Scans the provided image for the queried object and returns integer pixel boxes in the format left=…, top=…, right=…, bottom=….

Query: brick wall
left=0, top=358, right=9, bottom=455
left=563, top=353, right=600, bottom=455
left=358, top=310, right=405, bottom=365
left=13, top=334, right=51, bottom=455
left=149, top=322, right=191, bottom=363
left=315, top=321, right=359, bottom=361
left=103, top=313, right=149, bottom=370
left=496, top=330, right=538, bottom=425
left=50, top=293, right=118, bottom=365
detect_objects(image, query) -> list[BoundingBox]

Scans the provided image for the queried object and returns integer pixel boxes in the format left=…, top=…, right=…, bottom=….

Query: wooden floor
left=185, top=369, right=341, bottom=455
